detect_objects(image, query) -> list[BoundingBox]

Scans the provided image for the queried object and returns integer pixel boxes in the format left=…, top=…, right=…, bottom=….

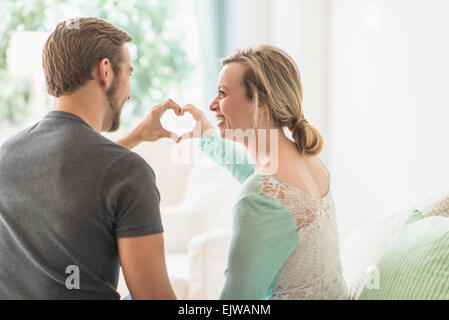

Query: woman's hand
left=178, top=104, right=214, bottom=141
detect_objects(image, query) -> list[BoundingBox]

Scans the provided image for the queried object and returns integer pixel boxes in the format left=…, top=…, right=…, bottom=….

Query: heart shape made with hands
left=160, top=107, right=198, bottom=141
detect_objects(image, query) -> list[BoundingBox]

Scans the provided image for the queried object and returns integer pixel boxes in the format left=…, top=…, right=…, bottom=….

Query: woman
left=180, top=45, right=347, bottom=300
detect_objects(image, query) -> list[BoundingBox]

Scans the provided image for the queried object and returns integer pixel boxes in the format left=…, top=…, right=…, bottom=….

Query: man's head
left=42, top=17, right=133, bottom=132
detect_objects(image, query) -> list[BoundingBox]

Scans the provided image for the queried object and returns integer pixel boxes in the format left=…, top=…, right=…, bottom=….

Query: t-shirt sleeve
left=101, top=152, right=163, bottom=238
left=219, top=194, right=299, bottom=300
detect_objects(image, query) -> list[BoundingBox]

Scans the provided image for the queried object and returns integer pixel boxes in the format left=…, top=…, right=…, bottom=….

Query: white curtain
left=194, top=0, right=229, bottom=108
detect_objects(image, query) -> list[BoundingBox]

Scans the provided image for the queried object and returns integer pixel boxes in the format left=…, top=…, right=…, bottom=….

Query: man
left=0, top=17, right=180, bottom=299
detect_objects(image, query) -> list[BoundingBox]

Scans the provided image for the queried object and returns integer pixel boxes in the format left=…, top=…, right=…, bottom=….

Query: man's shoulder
left=104, top=148, right=155, bottom=183
left=78, top=132, right=154, bottom=179
left=0, top=118, right=151, bottom=177
left=0, top=122, right=39, bottom=150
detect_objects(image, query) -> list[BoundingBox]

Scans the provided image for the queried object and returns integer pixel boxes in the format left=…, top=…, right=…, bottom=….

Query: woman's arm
left=178, top=104, right=255, bottom=184
left=199, top=129, right=255, bottom=184
left=220, top=193, right=299, bottom=300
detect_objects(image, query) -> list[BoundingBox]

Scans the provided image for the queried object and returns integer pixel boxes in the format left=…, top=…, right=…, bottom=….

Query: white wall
left=226, top=0, right=272, bottom=54
left=328, top=0, right=449, bottom=241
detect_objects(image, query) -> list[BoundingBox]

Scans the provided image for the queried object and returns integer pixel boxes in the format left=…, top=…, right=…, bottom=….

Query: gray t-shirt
left=0, top=111, right=163, bottom=299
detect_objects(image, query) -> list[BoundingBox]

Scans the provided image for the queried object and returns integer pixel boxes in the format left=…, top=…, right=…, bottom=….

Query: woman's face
left=209, top=62, right=254, bottom=138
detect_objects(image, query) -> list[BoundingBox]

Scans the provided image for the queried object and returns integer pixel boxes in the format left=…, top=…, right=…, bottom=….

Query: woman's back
left=258, top=170, right=348, bottom=299
left=199, top=129, right=348, bottom=299
left=259, top=139, right=330, bottom=200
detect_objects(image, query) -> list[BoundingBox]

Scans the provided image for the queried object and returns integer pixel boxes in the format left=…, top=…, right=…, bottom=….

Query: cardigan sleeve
left=219, top=194, right=299, bottom=300
left=199, top=129, right=255, bottom=184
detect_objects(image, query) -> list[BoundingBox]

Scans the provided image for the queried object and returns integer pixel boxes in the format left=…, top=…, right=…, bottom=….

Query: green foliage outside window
left=0, top=0, right=192, bottom=128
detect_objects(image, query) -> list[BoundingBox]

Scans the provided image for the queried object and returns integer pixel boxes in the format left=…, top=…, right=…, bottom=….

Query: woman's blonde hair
left=221, top=45, right=323, bottom=156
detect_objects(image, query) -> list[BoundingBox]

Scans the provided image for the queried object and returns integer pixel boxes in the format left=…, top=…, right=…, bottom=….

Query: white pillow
left=416, top=190, right=449, bottom=218
left=341, top=209, right=411, bottom=299
left=341, top=190, right=449, bottom=299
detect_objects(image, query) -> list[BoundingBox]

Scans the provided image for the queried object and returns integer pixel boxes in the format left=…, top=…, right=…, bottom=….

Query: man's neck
left=53, top=90, right=106, bottom=133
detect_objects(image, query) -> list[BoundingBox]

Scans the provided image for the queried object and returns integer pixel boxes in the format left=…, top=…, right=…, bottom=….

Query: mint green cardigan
left=200, top=130, right=299, bottom=300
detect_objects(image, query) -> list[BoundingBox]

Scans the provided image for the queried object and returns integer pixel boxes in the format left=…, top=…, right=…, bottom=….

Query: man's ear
left=94, top=58, right=113, bottom=90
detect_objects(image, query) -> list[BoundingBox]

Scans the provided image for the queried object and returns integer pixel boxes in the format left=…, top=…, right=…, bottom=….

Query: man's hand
left=117, top=99, right=182, bottom=149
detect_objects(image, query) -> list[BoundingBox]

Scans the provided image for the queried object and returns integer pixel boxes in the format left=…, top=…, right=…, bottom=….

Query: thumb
left=160, top=129, right=179, bottom=142
left=180, top=131, right=194, bottom=141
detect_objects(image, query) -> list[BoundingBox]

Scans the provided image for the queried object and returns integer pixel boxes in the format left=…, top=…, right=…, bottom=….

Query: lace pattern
left=419, top=192, right=449, bottom=218
left=260, top=175, right=348, bottom=300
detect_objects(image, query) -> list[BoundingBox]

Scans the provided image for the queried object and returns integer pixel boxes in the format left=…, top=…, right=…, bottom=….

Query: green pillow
left=359, top=210, right=449, bottom=300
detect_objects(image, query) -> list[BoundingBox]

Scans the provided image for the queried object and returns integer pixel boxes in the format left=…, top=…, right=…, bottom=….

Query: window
left=0, top=0, right=205, bottom=139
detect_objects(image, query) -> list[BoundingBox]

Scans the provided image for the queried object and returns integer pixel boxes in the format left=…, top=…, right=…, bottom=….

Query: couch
left=116, top=139, right=240, bottom=299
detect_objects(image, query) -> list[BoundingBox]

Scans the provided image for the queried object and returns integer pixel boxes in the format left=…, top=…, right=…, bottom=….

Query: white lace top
left=200, top=129, right=348, bottom=300
left=260, top=175, right=348, bottom=300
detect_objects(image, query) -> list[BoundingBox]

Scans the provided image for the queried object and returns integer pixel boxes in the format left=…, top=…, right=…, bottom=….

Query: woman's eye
left=219, top=90, right=226, bottom=97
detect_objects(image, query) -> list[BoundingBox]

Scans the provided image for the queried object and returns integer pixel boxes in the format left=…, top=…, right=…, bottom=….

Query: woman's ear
left=253, top=103, right=270, bottom=128
left=257, top=103, right=270, bottom=117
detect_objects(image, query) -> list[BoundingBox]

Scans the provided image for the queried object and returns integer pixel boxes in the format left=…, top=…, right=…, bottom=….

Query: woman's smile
left=216, top=114, right=227, bottom=127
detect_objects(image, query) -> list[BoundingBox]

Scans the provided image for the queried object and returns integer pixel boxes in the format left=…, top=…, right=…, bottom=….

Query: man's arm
left=116, top=128, right=144, bottom=150
left=118, top=233, right=177, bottom=300
left=116, top=99, right=182, bottom=149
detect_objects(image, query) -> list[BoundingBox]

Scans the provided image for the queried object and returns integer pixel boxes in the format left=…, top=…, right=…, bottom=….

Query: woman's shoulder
left=231, top=173, right=299, bottom=244
left=234, top=174, right=289, bottom=217
left=238, top=173, right=282, bottom=200
left=259, top=155, right=331, bottom=200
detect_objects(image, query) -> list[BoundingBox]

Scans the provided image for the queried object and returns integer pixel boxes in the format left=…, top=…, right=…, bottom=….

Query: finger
left=179, top=131, right=193, bottom=140
left=180, top=104, right=202, bottom=120
left=155, top=99, right=181, bottom=116
left=160, top=129, right=179, bottom=142
left=165, top=99, right=182, bottom=115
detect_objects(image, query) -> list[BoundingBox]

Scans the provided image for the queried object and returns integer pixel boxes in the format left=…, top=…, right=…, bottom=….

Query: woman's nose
left=209, top=95, right=219, bottom=111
